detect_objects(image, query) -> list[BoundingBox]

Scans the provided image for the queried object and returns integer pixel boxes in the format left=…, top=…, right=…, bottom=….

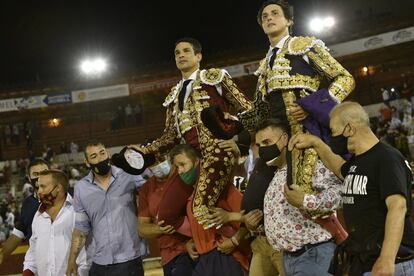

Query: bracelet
left=230, top=236, right=239, bottom=246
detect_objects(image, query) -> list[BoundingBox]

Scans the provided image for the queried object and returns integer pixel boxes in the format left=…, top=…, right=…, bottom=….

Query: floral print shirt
left=264, top=160, right=342, bottom=252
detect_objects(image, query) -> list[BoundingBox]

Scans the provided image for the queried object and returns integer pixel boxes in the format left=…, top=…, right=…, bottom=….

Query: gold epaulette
left=255, top=57, right=268, bottom=76
left=200, top=68, right=227, bottom=86
left=163, top=85, right=179, bottom=107
left=287, top=36, right=326, bottom=55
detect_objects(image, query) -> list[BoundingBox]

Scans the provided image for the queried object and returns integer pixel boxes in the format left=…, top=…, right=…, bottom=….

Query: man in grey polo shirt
left=66, top=141, right=146, bottom=276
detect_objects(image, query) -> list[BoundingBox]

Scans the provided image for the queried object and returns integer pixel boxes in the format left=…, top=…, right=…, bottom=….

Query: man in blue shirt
left=66, top=141, right=146, bottom=276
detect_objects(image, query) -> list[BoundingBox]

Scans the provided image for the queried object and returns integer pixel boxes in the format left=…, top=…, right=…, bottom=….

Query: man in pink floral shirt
left=256, top=119, right=342, bottom=275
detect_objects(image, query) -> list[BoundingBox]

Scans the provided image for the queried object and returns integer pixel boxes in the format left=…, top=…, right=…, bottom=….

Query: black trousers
left=89, top=257, right=144, bottom=276
left=163, top=252, right=195, bottom=276
left=192, top=249, right=244, bottom=276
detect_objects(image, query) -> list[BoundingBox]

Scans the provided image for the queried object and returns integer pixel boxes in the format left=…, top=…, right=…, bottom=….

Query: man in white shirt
left=23, top=169, right=88, bottom=276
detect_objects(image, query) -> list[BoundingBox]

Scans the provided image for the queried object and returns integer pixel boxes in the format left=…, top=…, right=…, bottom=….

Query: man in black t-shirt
left=0, top=159, right=48, bottom=265
left=290, top=101, right=414, bottom=275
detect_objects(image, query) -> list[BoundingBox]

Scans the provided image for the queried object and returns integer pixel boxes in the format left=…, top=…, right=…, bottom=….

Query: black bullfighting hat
left=200, top=105, right=244, bottom=140
left=111, top=147, right=156, bottom=175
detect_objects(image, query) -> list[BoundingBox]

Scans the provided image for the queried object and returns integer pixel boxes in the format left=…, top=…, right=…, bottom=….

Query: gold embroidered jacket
left=238, top=36, right=355, bottom=131
left=142, top=68, right=252, bottom=155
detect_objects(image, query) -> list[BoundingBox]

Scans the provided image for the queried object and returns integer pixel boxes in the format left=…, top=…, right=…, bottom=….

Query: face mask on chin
left=179, top=166, right=197, bottom=186
left=89, top=158, right=111, bottom=175
left=38, top=185, right=58, bottom=206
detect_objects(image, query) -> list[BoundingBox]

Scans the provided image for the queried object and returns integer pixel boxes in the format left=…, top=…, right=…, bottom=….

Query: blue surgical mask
left=151, top=160, right=171, bottom=179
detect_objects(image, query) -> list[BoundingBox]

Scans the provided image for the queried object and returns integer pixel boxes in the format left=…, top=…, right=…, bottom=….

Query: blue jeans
left=283, top=241, right=336, bottom=276
left=363, top=258, right=414, bottom=276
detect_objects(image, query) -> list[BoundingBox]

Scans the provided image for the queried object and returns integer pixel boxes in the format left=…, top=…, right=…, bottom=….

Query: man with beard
left=66, top=141, right=146, bottom=276
left=23, top=170, right=88, bottom=276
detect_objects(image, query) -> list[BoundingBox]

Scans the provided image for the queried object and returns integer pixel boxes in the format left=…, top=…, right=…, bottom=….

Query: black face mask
left=30, top=177, right=38, bottom=189
left=329, top=124, right=349, bottom=155
left=89, top=158, right=111, bottom=175
left=258, top=134, right=284, bottom=162
left=259, top=144, right=281, bottom=162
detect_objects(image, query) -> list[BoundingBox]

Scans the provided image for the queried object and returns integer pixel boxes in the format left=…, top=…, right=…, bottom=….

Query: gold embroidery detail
left=192, top=123, right=235, bottom=228
left=282, top=91, right=318, bottom=196
left=148, top=68, right=251, bottom=228
left=307, top=44, right=355, bottom=102
left=239, top=36, right=354, bottom=218
left=267, top=74, right=321, bottom=93
left=200, top=68, right=226, bottom=85
left=221, top=74, right=252, bottom=113
left=288, top=36, right=325, bottom=55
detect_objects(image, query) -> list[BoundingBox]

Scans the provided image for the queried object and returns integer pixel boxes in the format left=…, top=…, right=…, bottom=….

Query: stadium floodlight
left=93, top=58, right=107, bottom=72
left=309, top=18, right=324, bottom=33
left=309, top=16, right=335, bottom=33
left=80, top=58, right=108, bottom=76
left=323, top=17, right=335, bottom=28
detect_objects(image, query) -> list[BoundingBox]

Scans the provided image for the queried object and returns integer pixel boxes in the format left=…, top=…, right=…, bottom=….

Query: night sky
left=0, top=0, right=412, bottom=86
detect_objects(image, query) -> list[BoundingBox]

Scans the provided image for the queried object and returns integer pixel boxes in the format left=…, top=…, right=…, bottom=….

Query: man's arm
left=137, top=182, right=175, bottom=239
left=242, top=209, right=264, bottom=231
left=301, top=161, right=342, bottom=214
left=138, top=217, right=175, bottom=239
left=1, top=195, right=34, bottom=264
left=185, top=239, right=199, bottom=261
left=75, top=245, right=89, bottom=276
left=66, top=229, right=87, bottom=276
left=237, top=88, right=270, bottom=132
left=133, top=174, right=147, bottom=189
left=68, top=185, right=91, bottom=276
left=371, top=194, right=406, bottom=275
left=220, top=73, right=252, bottom=114
left=0, top=234, right=22, bottom=264
left=307, top=43, right=355, bottom=103
left=217, top=226, right=249, bottom=255
left=289, top=133, right=346, bottom=180
left=205, top=207, right=243, bottom=226
left=132, top=105, right=178, bottom=155
left=22, top=223, right=37, bottom=275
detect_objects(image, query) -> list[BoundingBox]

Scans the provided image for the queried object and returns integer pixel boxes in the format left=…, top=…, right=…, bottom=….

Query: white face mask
left=150, top=160, right=171, bottom=179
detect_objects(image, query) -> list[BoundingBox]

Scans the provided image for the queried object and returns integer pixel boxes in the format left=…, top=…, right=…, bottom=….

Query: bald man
left=289, top=101, right=414, bottom=275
